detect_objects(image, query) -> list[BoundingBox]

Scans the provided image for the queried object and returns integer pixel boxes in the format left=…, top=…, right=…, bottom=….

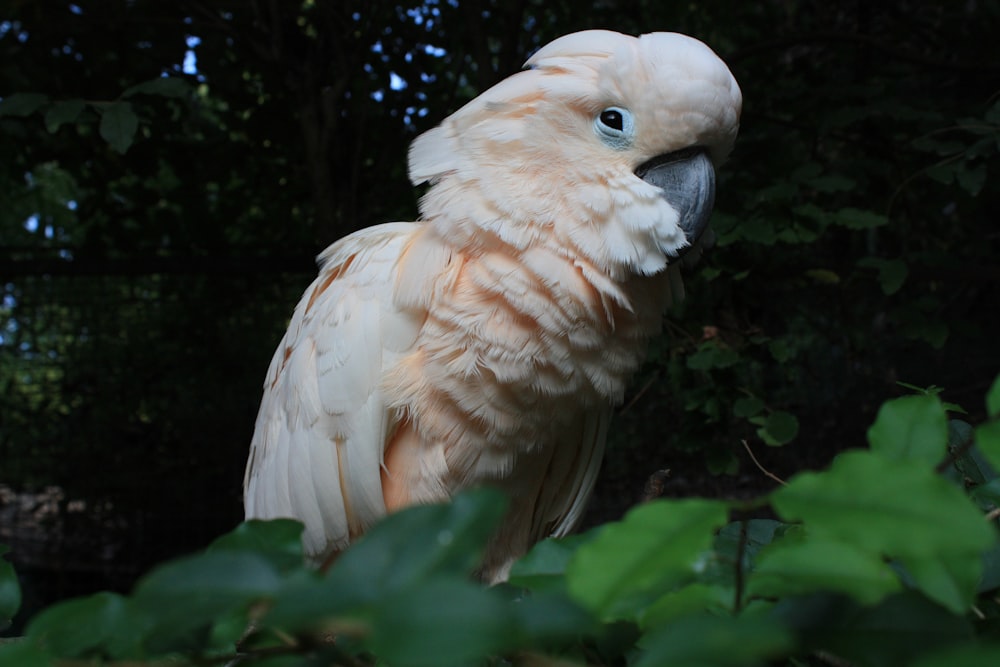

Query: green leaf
left=123, top=76, right=191, bottom=98
left=266, top=489, right=508, bottom=630
left=974, top=421, right=1000, bottom=481
left=209, top=519, right=304, bottom=573
left=772, top=450, right=994, bottom=560
left=834, top=207, right=888, bottom=229
left=987, top=374, right=1000, bottom=418
left=508, top=589, right=596, bottom=644
left=508, top=533, right=592, bottom=592
left=913, top=644, right=1000, bottom=667
left=0, top=546, right=20, bottom=631
left=98, top=101, right=139, bottom=153
left=733, top=396, right=764, bottom=418
left=131, top=550, right=282, bottom=651
left=0, top=641, right=51, bottom=667
left=748, top=536, right=901, bottom=606
left=43, top=99, right=86, bottom=132
left=566, top=499, right=729, bottom=619
left=368, top=578, right=515, bottom=667
left=634, top=614, right=793, bottom=667
left=326, top=488, right=506, bottom=600
left=772, top=591, right=974, bottom=667
left=757, top=410, right=799, bottom=446
left=686, top=341, right=740, bottom=371
left=866, top=394, right=948, bottom=464
left=858, top=257, right=909, bottom=295
left=639, top=584, right=733, bottom=626
left=0, top=92, right=48, bottom=117
left=901, top=552, right=981, bottom=614
left=25, top=592, right=131, bottom=659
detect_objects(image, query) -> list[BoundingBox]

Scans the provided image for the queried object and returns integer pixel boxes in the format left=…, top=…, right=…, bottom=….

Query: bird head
left=408, top=30, right=742, bottom=279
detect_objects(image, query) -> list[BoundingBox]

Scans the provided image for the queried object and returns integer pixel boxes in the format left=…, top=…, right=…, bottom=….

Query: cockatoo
left=244, top=29, right=741, bottom=581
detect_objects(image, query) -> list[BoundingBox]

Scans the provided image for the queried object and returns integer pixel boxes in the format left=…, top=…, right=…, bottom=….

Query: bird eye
left=594, top=106, right=634, bottom=149
left=599, top=109, right=624, bottom=131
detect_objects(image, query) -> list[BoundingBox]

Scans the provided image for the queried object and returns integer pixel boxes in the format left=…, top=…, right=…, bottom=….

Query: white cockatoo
left=244, top=29, right=741, bottom=581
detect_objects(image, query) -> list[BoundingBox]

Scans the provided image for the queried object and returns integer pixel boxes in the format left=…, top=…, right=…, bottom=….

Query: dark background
left=1, top=0, right=998, bottom=627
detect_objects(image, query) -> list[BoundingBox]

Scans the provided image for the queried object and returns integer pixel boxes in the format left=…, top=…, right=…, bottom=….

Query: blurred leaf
left=0, top=92, right=48, bottom=117
left=326, top=488, right=506, bottom=600
left=368, top=578, right=515, bottom=667
left=859, top=257, right=909, bottom=295
left=975, top=420, right=1000, bottom=476
left=748, top=536, right=901, bottom=605
left=209, top=519, right=304, bottom=573
left=901, top=552, right=981, bottom=614
left=0, top=641, right=51, bottom=667
left=123, top=77, right=191, bottom=98
left=987, top=374, right=1000, bottom=418
left=566, top=499, right=728, bottom=619
left=0, top=545, right=20, bottom=632
left=733, top=396, right=764, bottom=418
left=43, top=99, right=86, bottom=132
left=772, top=450, right=994, bottom=560
left=913, top=644, right=1000, bottom=667
left=508, top=533, right=592, bottom=593
left=98, top=101, right=139, bottom=153
left=772, top=591, right=974, bottom=667
left=131, top=550, right=282, bottom=650
left=867, top=394, right=948, bottom=464
left=834, top=207, right=888, bottom=229
left=639, top=584, right=733, bottom=626
left=757, top=410, right=799, bottom=446
left=634, top=614, right=793, bottom=667
left=26, top=592, right=135, bottom=659
left=686, top=341, right=740, bottom=371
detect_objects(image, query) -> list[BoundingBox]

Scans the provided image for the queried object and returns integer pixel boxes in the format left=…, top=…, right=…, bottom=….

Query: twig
left=618, top=371, right=660, bottom=414
left=741, top=440, right=787, bottom=486
left=985, top=507, right=1000, bottom=522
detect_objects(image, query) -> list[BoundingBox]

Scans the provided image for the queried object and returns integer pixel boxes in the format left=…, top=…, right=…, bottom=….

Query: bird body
left=244, top=30, right=741, bottom=581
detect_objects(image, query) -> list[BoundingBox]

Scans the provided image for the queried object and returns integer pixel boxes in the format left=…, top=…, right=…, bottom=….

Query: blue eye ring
left=594, top=106, right=634, bottom=149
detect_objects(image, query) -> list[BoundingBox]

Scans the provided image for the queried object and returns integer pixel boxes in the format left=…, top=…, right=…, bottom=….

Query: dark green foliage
left=1, top=0, right=999, bottom=662
left=1, top=388, right=999, bottom=665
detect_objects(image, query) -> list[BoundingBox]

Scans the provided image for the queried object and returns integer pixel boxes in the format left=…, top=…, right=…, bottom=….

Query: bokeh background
left=1, top=0, right=998, bottom=628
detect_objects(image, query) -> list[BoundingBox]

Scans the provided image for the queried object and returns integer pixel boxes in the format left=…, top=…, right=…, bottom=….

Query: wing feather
left=244, top=222, right=423, bottom=558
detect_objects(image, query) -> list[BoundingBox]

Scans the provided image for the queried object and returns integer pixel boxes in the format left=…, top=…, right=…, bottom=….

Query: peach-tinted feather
left=244, top=30, right=741, bottom=581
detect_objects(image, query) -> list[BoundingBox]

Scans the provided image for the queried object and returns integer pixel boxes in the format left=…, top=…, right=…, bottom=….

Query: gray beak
left=635, top=148, right=716, bottom=257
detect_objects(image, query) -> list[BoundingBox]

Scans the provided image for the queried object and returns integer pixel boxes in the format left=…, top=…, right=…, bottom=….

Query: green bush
left=2, top=378, right=999, bottom=666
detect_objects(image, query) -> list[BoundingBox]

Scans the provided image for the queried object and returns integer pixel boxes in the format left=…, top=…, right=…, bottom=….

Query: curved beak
left=635, top=148, right=716, bottom=258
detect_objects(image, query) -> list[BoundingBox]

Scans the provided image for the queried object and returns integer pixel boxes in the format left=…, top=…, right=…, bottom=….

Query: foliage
left=0, top=0, right=998, bottom=638
left=1, top=385, right=999, bottom=666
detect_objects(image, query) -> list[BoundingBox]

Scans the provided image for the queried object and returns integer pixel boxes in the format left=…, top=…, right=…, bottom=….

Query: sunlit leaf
left=986, top=374, right=1000, bottom=418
